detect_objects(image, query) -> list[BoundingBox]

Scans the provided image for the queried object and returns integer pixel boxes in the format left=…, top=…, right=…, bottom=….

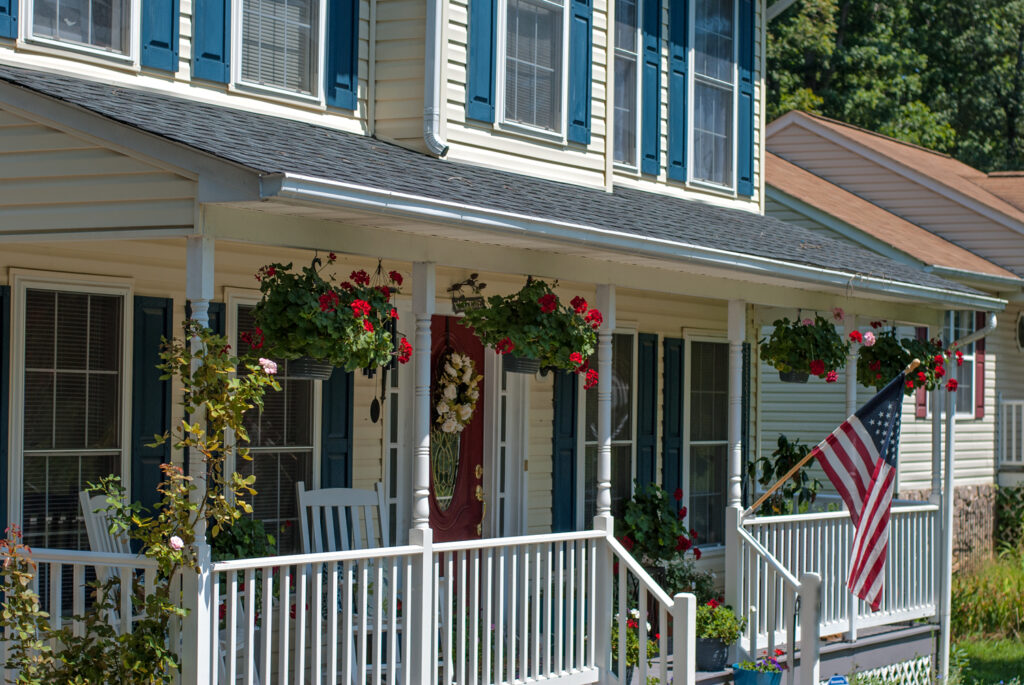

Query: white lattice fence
left=819, top=656, right=932, bottom=685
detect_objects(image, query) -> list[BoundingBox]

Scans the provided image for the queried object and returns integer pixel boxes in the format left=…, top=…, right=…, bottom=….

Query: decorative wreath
left=434, top=351, right=483, bottom=434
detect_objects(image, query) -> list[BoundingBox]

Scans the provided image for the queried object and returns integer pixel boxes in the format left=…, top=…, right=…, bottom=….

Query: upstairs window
left=613, top=0, right=640, bottom=166
left=31, top=0, right=131, bottom=54
left=240, top=0, right=319, bottom=95
left=502, top=0, right=566, bottom=133
left=691, top=0, right=736, bottom=188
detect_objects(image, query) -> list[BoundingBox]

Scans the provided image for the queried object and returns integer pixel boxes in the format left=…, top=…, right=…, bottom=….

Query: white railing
left=1000, top=397, right=1024, bottom=467
left=734, top=503, right=937, bottom=665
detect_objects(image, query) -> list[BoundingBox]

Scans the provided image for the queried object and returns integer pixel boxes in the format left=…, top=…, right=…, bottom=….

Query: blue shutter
left=640, top=0, right=661, bottom=175
left=142, top=0, right=180, bottom=72
left=466, top=0, right=498, bottom=122
left=567, top=0, right=593, bottom=144
left=552, top=371, right=578, bottom=532
left=0, top=286, right=9, bottom=531
left=325, top=0, right=359, bottom=109
left=0, top=0, right=16, bottom=39
left=321, top=368, right=354, bottom=488
left=193, top=0, right=230, bottom=83
left=661, top=338, right=684, bottom=507
left=636, top=334, right=657, bottom=487
left=736, top=0, right=754, bottom=195
left=207, top=302, right=226, bottom=337
left=667, top=0, right=688, bottom=181
left=132, top=297, right=173, bottom=509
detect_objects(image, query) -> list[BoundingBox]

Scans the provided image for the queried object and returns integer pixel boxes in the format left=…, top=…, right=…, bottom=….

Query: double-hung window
left=234, top=305, right=316, bottom=553
left=947, top=311, right=976, bottom=417
left=16, top=281, right=129, bottom=550
left=29, top=0, right=133, bottom=56
left=239, top=0, right=322, bottom=96
left=502, top=0, right=567, bottom=133
left=613, top=0, right=640, bottom=166
left=687, top=340, right=727, bottom=546
left=691, top=0, right=736, bottom=188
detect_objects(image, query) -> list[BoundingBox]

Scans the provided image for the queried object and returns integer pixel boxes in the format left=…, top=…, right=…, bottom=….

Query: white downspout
left=423, top=0, right=450, bottom=156
left=939, top=310, right=997, bottom=679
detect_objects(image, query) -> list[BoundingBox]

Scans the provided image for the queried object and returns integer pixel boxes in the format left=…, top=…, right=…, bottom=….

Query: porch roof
left=0, top=64, right=1004, bottom=310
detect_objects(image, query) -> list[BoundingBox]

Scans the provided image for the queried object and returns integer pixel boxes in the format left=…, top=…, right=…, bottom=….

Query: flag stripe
left=815, top=442, right=864, bottom=521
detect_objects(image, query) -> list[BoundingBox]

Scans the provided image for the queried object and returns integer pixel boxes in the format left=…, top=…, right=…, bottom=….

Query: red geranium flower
left=328, top=252, right=337, bottom=263
left=917, top=371, right=927, bottom=382
left=496, top=338, right=516, bottom=355
left=351, top=270, right=371, bottom=286
left=946, top=379, right=958, bottom=392
left=826, top=370, right=838, bottom=383
left=585, top=309, right=603, bottom=329
left=569, top=352, right=584, bottom=365
left=869, top=360, right=882, bottom=371
left=690, top=529, right=698, bottom=540
left=677, top=536, right=692, bottom=551
left=849, top=330, right=863, bottom=343
left=621, top=535, right=635, bottom=552
left=538, top=293, right=558, bottom=313
left=390, top=308, right=399, bottom=319
left=935, top=365, right=945, bottom=378
left=707, top=598, right=719, bottom=608
left=340, top=282, right=354, bottom=291
left=678, top=506, right=687, bottom=519
left=584, top=368, right=599, bottom=389
left=240, top=328, right=264, bottom=350
left=350, top=299, right=372, bottom=318
left=955, top=350, right=964, bottom=366
left=398, top=337, right=413, bottom=364
left=571, top=296, right=588, bottom=313
left=809, top=359, right=825, bottom=376
left=934, top=354, right=944, bottom=365
left=694, top=548, right=702, bottom=560
left=363, top=319, right=375, bottom=332
left=673, top=488, right=683, bottom=501
left=906, top=380, right=915, bottom=389
left=376, top=285, right=392, bottom=299
left=319, top=291, right=339, bottom=312
left=389, top=270, right=403, bottom=286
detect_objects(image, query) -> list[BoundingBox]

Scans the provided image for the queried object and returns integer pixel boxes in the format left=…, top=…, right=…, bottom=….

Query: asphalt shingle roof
left=0, top=63, right=982, bottom=296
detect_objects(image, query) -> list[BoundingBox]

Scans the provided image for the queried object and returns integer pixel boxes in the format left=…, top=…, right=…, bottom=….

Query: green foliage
left=951, top=554, right=1024, bottom=639
left=768, top=0, right=1024, bottom=172
left=759, top=316, right=848, bottom=379
left=210, top=516, right=276, bottom=562
left=611, top=608, right=660, bottom=669
left=736, top=654, right=783, bottom=673
left=695, top=601, right=746, bottom=643
left=459, top=278, right=598, bottom=373
left=252, top=258, right=409, bottom=371
left=616, top=483, right=715, bottom=600
left=855, top=326, right=948, bottom=395
left=995, top=484, right=1024, bottom=557
left=747, top=435, right=821, bottom=516
left=955, top=639, right=1024, bottom=684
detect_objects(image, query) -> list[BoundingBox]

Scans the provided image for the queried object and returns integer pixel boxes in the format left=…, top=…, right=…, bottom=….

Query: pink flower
left=258, top=358, right=278, bottom=375
left=801, top=318, right=814, bottom=326
left=863, top=332, right=876, bottom=347
left=832, top=307, right=844, bottom=321
left=826, top=370, right=838, bottom=383
left=169, top=536, right=184, bottom=551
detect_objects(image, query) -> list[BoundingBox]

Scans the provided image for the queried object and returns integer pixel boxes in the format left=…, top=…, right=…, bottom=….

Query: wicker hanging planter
left=503, top=354, right=541, bottom=374
left=289, top=356, right=334, bottom=380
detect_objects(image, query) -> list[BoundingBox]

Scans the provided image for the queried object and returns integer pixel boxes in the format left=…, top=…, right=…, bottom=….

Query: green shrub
left=695, top=600, right=746, bottom=643
left=951, top=554, right=1024, bottom=639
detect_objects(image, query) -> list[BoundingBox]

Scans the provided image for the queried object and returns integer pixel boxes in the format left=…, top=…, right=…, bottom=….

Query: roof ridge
left=790, top=111, right=958, bottom=160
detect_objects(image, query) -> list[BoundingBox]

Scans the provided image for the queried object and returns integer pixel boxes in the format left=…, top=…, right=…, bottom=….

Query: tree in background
left=768, top=0, right=1024, bottom=171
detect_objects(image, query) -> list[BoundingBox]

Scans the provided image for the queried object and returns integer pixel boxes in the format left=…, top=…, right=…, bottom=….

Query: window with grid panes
left=236, top=305, right=315, bottom=553
left=22, top=289, right=123, bottom=550
left=692, top=0, right=735, bottom=187
left=688, top=341, right=727, bottom=546
left=613, top=0, right=640, bottom=165
left=241, top=0, right=319, bottom=94
left=503, top=0, right=565, bottom=131
left=582, top=333, right=635, bottom=523
left=31, top=0, right=131, bottom=54
left=948, top=311, right=976, bottom=416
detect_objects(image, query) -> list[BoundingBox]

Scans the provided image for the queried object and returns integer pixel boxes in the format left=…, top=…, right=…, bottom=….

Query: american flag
left=811, top=372, right=905, bottom=611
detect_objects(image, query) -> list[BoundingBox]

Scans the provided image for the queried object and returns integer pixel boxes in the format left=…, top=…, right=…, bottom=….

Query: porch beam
left=412, top=262, right=435, bottom=529
left=595, top=285, right=616, bottom=519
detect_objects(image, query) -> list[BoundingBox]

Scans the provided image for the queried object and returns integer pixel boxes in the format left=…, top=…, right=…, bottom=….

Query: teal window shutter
left=132, top=297, right=173, bottom=509
left=552, top=371, right=578, bottom=532
left=737, top=0, right=754, bottom=195
left=321, top=368, right=354, bottom=488
left=667, top=0, right=687, bottom=181
left=567, top=0, right=593, bottom=144
left=193, top=0, right=231, bottom=83
left=142, top=0, right=180, bottom=72
left=636, top=334, right=658, bottom=487
left=0, top=0, right=17, bottom=39
left=640, top=0, right=661, bottom=175
left=0, top=286, right=9, bottom=531
left=325, top=0, right=359, bottom=110
left=207, top=302, right=226, bottom=337
left=661, top=338, right=684, bottom=505
left=466, top=0, right=497, bottom=122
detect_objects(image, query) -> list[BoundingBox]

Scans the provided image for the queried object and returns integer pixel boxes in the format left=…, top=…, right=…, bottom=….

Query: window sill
left=494, top=119, right=567, bottom=146
left=17, top=36, right=138, bottom=71
left=230, top=81, right=327, bottom=112
left=613, top=162, right=642, bottom=176
left=685, top=178, right=738, bottom=198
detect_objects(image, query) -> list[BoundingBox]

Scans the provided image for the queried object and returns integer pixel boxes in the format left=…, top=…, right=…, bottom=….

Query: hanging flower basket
left=248, top=256, right=413, bottom=373
left=777, top=370, right=809, bottom=384
left=503, top=354, right=541, bottom=375
left=759, top=315, right=848, bottom=383
left=289, top=356, right=334, bottom=380
left=853, top=322, right=953, bottom=395
left=459, top=277, right=601, bottom=388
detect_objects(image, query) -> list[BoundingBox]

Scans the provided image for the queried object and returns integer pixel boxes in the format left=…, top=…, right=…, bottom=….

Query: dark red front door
left=429, top=316, right=485, bottom=542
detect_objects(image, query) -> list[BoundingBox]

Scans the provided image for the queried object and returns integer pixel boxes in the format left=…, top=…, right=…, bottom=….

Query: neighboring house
left=766, top=111, right=1024, bottom=570
left=0, top=2, right=1001, bottom=682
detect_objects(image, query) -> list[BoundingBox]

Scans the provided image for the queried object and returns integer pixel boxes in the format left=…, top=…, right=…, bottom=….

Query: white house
left=0, top=0, right=1002, bottom=681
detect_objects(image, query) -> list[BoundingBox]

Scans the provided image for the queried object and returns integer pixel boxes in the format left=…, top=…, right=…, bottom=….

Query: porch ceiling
left=0, top=63, right=1006, bottom=312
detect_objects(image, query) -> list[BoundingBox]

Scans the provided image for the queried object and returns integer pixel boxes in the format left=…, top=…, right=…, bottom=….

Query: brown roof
left=779, top=112, right=1024, bottom=227
left=980, top=172, right=1024, bottom=212
left=767, top=152, right=1019, bottom=280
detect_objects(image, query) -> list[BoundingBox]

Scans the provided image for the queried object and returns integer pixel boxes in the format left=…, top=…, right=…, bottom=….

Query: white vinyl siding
left=240, top=0, right=319, bottom=95
left=613, top=0, right=640, bottom=166
left=501, top=0, right=566, bottom=133
left=30, top=0, right=131, bottom=54
left=691, top=0, right=736, bottom=188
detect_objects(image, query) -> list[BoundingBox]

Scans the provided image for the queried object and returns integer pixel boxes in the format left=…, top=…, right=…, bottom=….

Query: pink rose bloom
left=169, top=535, right=184, bottom=551
left=863, top=332, right=876, bottom=347
left=801, top=318, right=814, bottom=326
left=832, top=307, right=844, bottom=321
left=258, top=358, right=278, bottom=375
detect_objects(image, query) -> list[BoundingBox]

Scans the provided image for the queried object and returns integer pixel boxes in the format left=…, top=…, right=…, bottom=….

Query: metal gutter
left=925, top=264, right=1024, bottom=291
left=260, top=173, right=1008, bottom=310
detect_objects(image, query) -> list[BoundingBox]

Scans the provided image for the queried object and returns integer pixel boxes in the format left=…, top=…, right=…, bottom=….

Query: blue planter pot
left=732, top=664, right=783, bottom=685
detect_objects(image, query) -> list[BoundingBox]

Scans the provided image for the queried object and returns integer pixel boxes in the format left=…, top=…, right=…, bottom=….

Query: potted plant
left=733, top=652, right=785, bottom=685
left=759, top=315, right=849, bottom=383
left=610, top=608, right=659, bottom=685
left=459, top=277, right=599, bottom=384
left=853, top=322, right=952, bottom=394
left=250, top=255, right=412, bottom=379
left=695, top=599, right=746, bottom=671
left=747, top=435, right=822, bottom=516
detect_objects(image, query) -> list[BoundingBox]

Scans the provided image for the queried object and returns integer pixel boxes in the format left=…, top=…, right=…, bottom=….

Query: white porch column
left=182, top=234, right=214, bottom=682
left=595, top=284, right=616, bottom=519
left=412, top=262, right=435, bottom=529
left=939, top=360, right=958, bottom=680
left=724, top=301, right=745, bottom=628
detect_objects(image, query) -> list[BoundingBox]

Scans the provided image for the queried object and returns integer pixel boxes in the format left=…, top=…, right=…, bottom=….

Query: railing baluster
left=387, top=557, right=398, bottom=685
left=358, top=563, right=368, bottom=685
left=495, top=546, right=505, bottom=684
left=533, top=544, right=542, bottom=678
left=263, top=566, right=274, bottom=685
left=543, top=544, right=552, bottom=678
left=507, top=545, right=517, bottom=684
left=519, top=544, right=529, bottom=680
left=296, top=565, right=308, bottom=685
left=211, top=571, right=220, bottom=685
left=227, top=570, right=239, bottom=685
left=616, top=560, right=626, bottom=680
left=575, top=541, right=585, bottom=672
left=639, top=585, right=649, bottom=685
left=483, top=548, right=493, bottom=685
left=374, top=559, right=385, bottom=685
left=312, top=562, right=322, bottom=685
left=566, top=541, right=575, bottom=671
left=343, top=561, right=353, bottom=685
left=72, top=563, right=84, bottom=638
left=555, top=542, right=564, bottom=675
left=279, top=566, right=290, bottom=685
left=469, top=550, right=480, bottom=685
left=659, top=604, right=668, bottom=685
left=456, top=551, right=466, bottom=685
left=245, top=568, right=256, bottom=685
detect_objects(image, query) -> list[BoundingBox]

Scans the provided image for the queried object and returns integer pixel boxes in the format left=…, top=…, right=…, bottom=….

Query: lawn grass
left=956, top=639, right=1024, bottom=684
